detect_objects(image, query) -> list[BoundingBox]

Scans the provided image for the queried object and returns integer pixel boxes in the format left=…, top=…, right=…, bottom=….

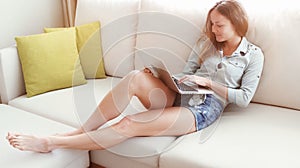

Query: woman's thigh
left=119, top=106, right=196, bottom=137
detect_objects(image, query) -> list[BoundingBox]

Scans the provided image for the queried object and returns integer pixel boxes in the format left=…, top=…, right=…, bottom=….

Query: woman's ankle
left=45, top=136, right=56, bottom=152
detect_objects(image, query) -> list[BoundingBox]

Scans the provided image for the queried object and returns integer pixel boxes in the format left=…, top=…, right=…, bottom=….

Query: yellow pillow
left=44, top=21, right=106, bottom=79
left=15, top=28, right=87, bottom=97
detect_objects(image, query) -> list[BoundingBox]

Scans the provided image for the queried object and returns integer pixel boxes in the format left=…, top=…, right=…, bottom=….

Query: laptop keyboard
left=177, top=82, right=197, bottom=91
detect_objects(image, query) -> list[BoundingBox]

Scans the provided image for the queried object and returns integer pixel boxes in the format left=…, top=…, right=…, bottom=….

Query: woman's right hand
left=179, top=75, right=211, bottom=88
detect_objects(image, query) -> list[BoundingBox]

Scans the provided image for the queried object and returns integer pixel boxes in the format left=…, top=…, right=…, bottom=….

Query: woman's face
left=210, top=9, right=238, bottom=43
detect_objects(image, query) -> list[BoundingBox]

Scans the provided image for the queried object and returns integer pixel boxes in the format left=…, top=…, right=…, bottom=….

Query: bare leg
left=7, top=106, right=196, bottom=152
left=65, top=69, right=176, bottom=136
left=6, top=69, right=179, bottom=152
left=56, top=70, right=140, bottom=136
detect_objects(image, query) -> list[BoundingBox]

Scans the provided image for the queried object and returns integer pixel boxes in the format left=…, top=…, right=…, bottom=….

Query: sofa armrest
left=0, top=46, right=25, bottom=104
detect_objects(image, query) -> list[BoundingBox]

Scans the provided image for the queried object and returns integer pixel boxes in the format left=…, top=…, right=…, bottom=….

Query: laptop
left=137, top=48, right=213, bottom=95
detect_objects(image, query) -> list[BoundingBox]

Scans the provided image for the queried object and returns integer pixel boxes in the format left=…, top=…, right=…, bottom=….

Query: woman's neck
left=222, top=36, right=242, bottom=56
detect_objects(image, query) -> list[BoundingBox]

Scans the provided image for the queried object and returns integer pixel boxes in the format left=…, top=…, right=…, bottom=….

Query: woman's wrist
left=206, top=78, right=212, bottom=88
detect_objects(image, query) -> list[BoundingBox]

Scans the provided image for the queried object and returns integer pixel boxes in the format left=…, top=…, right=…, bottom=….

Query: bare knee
left=128, top=70, right=153, bottom=95
left=112, top=116, right=137, bottom=137
left=128, top=70, right=175, bottom=109
left=127, top=70, right=141, bottom=78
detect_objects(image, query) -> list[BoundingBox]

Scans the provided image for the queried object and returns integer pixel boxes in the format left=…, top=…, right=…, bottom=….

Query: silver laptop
left=137, top=48, right=213, bottom=95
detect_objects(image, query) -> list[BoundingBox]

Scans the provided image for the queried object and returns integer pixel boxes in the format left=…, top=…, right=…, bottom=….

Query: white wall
left=0, top=0, right=65, bottom=49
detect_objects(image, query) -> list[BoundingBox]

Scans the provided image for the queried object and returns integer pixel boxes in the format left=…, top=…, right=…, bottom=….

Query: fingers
left=143, top=67, right=150, bottom=73
left=179, top=75, right=208, bottom=87
left=143, top=68, right=153, bottom=75
left=178, top=75, right=193, bottom=83
left=178, top=76, right=187, bottom=83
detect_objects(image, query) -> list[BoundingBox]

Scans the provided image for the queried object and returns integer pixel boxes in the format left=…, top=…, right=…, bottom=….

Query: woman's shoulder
left=245, top=38, right=262, bottom=52
left=246, top=40, right=264, bottom=59
left=246, top=40, right=264, bottom=65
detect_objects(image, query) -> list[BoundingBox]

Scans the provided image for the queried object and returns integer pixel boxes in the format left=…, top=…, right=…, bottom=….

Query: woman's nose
left=212, top=25, right=217, bottom=33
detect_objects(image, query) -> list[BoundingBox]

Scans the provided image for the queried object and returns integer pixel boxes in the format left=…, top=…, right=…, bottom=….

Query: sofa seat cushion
left=91, top=136, right=177, bottom=168
left=8, top=77, right=121, bottom=128
left=0, top=104, right=89, bottom=168
left=159, top=103, right=300, bottom=168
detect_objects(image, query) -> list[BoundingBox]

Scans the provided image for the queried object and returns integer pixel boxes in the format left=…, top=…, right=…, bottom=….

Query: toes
left=7, top=135, right=23, bottom=147
left=7, top=132, right=21, bottom=140
left=14, top=144, right=25, bottom=151
left=10, top=141, right=25, bottom=151
left=6, top=132, right=14, bottom=140
left=10, top=139, right=20, bottom=146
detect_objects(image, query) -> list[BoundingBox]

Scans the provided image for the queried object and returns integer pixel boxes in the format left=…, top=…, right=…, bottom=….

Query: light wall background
left=0, top=0, right=65, bottom=49
left=0, top=0, right=66, bottom=103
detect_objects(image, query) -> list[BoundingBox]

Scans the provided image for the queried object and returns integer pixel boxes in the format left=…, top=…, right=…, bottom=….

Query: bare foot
left=6, top=132, right=53, bottom=153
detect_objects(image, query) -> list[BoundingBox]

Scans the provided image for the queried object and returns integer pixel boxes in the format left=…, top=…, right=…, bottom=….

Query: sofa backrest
left=0, top=46, right=26, bottom=104
left=75, top=0, right=140, bottom=78
left=134, top=0, right=214, bottom=74
left=242, top=0, right=300, bottom=110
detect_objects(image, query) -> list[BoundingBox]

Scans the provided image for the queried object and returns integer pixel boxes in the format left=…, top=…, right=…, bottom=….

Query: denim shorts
left=173, top=94, right=225, bottom=131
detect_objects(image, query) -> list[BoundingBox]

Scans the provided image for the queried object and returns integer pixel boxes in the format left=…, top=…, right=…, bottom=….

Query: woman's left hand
left=179, top=75, right=211, bottom=88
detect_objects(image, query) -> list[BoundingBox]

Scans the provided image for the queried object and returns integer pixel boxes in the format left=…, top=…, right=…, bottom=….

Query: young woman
left=7, top=0, right=264, bottom=153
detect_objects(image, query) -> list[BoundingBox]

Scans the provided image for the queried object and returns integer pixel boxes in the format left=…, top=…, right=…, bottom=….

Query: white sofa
left=0, top=104, right=90, bottom=168
left=1, top=0, right=300, bottom=167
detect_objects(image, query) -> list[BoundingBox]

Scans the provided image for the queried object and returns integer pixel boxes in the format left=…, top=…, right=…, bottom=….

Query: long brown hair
left=198, top=0, right=248, bottom=64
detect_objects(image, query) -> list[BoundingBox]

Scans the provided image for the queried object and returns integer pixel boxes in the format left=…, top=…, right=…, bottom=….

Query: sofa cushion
left=15, top=29, right=87, bottom=97
left=0, top=104, right=89, bottom=168
left=0, top=46, right=25, bottom=104
left=91, top=136, right=177, bottom=168
left=75, top=0, right=140, bottom=77
left=241, top=1, right=300, bottom=110
left=91, top=150, right=158, bottom=168
left=159, top=103, right=300, bottom=168
left=44, top=21, right=106, bottom=79
left=9, top=78, right=120, bottom=128
left=135, top=0, right=216, bottom=75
